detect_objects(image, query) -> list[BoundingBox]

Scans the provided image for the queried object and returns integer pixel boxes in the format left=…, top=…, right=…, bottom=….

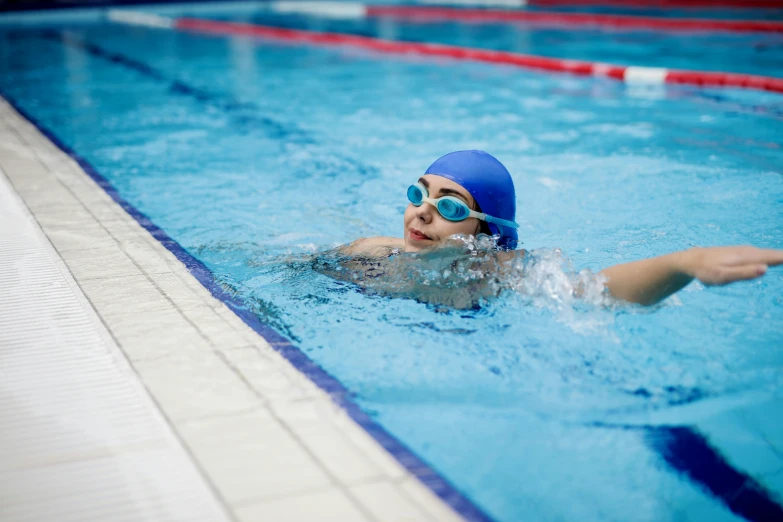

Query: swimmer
left=341, top=150, right=783, bottom=306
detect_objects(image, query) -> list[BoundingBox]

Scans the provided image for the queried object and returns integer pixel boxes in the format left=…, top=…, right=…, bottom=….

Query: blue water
left=1, top=17, right=783, bottom=522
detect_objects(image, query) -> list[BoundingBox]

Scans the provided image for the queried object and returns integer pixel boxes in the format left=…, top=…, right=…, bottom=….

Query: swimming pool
left=1, top=5, right=782, bottom=521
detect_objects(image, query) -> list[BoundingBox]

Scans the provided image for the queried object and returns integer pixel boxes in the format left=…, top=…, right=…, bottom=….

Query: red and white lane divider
left=528, top=0, right=783, bottom=9
left=365, top=6, right=783, bottom=33
left=107, top=10, right=783, bottom=95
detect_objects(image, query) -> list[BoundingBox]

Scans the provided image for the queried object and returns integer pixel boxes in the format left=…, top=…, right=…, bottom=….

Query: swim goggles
left=407, top=182, right=519, bottom=230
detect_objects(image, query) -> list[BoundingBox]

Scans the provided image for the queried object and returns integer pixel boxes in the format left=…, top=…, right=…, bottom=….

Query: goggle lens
left=407, top=184, right=425, bottom=206
left=437, top=198, right=468, bottom=221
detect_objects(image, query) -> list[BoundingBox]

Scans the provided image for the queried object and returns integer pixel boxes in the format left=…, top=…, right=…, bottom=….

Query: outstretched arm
left=601, top=246, right=783, bottom=306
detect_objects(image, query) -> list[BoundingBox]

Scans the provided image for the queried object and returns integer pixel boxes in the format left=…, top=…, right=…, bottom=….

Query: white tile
left=102, top=214, right=153, bottom=236
left=69, top=178, right=123, bottom=209
left=78, top=275, right=172, bottom=317
left=350, top=481, right=432, bottom=522
left=184, top=306, right=259, bottom=351
left=331, top=410, right=409, bottom=481
left=120, top=237, right=186, bottom=275
left=267, top=399, right=386, bottom=484
left=14, top=179, right=81, bottom=212
left=159, top=268, right=219, bottom=305
left=0, top=145, right=49, bottom=178
left=212, top=305, right=269, bottom=344
left=101, top=307, right=213, bottom=362
left=178, top=409, right=333, bottom=504
left=59, top=247, right=142, bottom=281
left=133, top=350, right=260, bottom=422
left=292, top=421, right=386, bottom=486
left=42, top=220, right=118, bottom=252
left=34, top=206, right=97, bottom=228
left=222, top=347, right=313, bottom=401
left=144, top=271, right=209, bottom=310
left=398, top=476, right=464, bottom=522
left=235, top=488, right=369, bottom=522
left=268, top=397, right=340, bottom=430
left=85, top=199, right=129, bottom=222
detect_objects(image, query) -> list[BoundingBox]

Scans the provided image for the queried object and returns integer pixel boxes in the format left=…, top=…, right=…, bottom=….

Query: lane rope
left=362, top=5, right=783, bottom=33
left=107, top=11, right=783, bottom=95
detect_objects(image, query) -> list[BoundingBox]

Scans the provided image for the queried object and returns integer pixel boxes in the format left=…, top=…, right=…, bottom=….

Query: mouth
left=409, top=228, right=432, bottom=242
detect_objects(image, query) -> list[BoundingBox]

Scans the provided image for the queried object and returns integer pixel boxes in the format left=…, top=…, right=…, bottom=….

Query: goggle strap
left=484, top=214, right=520, bottom=230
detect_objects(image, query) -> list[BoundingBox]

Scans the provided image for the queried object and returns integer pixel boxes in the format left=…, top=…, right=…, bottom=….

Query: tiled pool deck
left=0, top=97, right=464, bottom=522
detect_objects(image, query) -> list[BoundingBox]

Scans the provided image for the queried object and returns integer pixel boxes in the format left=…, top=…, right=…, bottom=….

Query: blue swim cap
left=425, top=150, right=518, bottom=250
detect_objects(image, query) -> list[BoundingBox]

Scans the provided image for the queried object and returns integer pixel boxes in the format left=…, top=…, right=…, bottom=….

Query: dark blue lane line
left=35, top=29, right=314, bottom=144
left=647, top=426, right=783, bottom=522
left=0, top=89, right=496, bottom=522
left=589, top=421, right=783, bottom=522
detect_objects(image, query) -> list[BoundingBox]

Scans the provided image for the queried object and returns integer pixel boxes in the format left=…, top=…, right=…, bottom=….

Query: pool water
left=1, top=11, right=782, bottom=522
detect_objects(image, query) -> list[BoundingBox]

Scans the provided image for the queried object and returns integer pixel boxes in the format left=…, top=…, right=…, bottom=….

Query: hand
left=682, top=246, right=783, bottom=286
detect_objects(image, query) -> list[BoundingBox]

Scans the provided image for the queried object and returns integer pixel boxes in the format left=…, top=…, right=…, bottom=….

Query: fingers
left=710, top=264, right=768, bottom=285
left=759, top=249, right=783, bottom=267
left=725, top=247, right=783, bottom=267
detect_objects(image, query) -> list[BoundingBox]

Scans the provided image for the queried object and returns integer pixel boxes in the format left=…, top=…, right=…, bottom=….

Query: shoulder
left=339, top=236, right=404, bottom=257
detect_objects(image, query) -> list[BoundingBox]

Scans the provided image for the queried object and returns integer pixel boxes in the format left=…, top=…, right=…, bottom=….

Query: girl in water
left=339, top=150, right=783, bottom=306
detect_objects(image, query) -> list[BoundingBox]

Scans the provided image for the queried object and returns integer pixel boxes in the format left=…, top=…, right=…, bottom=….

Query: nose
left=414, top=202, right=434, bottom=224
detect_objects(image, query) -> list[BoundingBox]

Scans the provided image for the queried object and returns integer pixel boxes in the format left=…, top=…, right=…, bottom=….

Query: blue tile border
left=0, top=90, right=495, bottom=522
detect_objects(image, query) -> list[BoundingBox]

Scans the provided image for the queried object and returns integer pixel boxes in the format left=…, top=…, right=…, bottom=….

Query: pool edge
left=0, top=92, right=489, bottom=522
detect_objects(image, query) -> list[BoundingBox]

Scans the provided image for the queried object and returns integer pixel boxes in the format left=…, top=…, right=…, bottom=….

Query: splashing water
left=309, top=234, right=615, bottom=315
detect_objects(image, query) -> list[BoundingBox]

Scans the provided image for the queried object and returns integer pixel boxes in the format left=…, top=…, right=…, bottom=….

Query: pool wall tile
left=78, top=274, right=174, bottom=317
left=133, top=351, right=262, bottom=422
left=177, top=409, right=334, bottom=504
left=100, top=307, right=213, bottom=362
left=286, top=421, right=388, bottom=486
left=58, top=247, right=142, bottom=281
left=234, top=488, right=369, bottom=522
left=350, top=480, right=434, bottom=522
left=0, top=94, right=470, bottom=522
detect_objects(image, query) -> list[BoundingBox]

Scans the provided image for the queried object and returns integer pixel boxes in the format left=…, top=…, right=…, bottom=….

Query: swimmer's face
left=403, top=174, right=481, bottom=253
